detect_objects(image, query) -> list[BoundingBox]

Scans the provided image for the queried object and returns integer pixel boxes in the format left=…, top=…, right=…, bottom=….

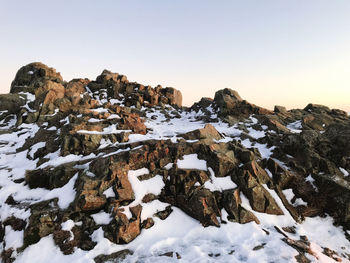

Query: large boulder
left=0, top=93, right=26, bottom=114
left=214, top=88, right=272, bottom=121
left=161, top=87, right=182, bottom=107
left=10, top=62, right=63, bottom=93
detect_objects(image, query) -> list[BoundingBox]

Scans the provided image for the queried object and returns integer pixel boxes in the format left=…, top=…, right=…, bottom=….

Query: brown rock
left=10, top=62, right=63, bottom=94
left=161, top=87, right=182, bottom=107
left=182, top=124, right=222, bottom=141
left=222, top=189, right=260, bottom=224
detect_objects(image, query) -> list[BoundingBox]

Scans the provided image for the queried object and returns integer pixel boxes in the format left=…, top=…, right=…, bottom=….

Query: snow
left=247, top=127, right=265, bottom=139
left=204, top=168, right=237, bottom=191
left=241, top=139, right=275, bottom=159
left=127, top=169, right=165, bottom=204
left=28, top=142, right=46, bottom=159
left=90, top=108, right=108, bottom=113
left=91, top=211, right=112, bottom=225
left=177, top=154, right=207, bottom=170
left=163, top=163, right=173, bottom=170
left=282, top=188, right=307, bottom=206
left=5, top=226, right=24, bottom=250
left=103, top=186, right=115, bottom=198
left=340, top=167, right=349, bottom=177
left=286, top=120, right=302, bottom=133
left=77, top=125, right=131, bottom=135
left=1, top=89, right=349, bottom=263
left=61, top=220, right=75, bottom=231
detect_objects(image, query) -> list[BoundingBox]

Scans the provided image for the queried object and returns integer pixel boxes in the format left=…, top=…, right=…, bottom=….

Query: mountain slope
left=0, top=62, right=349, bottom=262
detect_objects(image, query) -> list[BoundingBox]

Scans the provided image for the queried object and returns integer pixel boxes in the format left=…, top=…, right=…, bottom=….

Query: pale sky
left=1, top=0, right=349, bottom=111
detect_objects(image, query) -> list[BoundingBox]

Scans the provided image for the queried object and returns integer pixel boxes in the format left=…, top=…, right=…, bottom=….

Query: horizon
left=1, top=1, right=350, bottom=111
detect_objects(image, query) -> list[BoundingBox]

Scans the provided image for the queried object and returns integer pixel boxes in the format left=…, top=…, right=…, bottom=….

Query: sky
left=0, top=0, right=349, bottom=111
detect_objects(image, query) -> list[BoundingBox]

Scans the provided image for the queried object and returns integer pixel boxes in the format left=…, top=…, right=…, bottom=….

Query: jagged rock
left=25, top=163, right=78, bottom=189
left=119, top=113, right=147, bottom=135
left=182, top=124, right=222, bottom=141
left=222, top=188, right=260, bottom=224
left=174, top=188, right=221, bottom=227
left=161, top=87, right=182, bottom=107
left=3, top=216, right=26, bottom=231
left=141, top=218, right=154, bottom=229
left=94, top=249, right=133, bottom=263
left=22, top=199, right=61, bottom=248
left=106, top=205, right=142, bottom=244
left=0, top=94, right=26, bottom=115
left=214, top=88, right=272, bottom=121
left=2, top=62, right=350, bottom=262
left=10, top=62, right=63, bottom=94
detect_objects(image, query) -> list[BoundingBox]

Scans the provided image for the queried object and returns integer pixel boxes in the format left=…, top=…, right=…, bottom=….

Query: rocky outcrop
left=10, top=62, right=63, bottom=94
left=0, top=62, right=349, bottom=262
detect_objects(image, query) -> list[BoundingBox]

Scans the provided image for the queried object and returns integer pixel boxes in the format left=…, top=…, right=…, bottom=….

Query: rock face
left=0, top=62, right=349, bottom=262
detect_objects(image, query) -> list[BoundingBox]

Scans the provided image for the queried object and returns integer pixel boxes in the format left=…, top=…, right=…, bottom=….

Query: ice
left=177, top=154, right=207, bottom=170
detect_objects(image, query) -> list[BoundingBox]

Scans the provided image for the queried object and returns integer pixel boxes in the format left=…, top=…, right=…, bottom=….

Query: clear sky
left=1, top=0, right=350, bottom=111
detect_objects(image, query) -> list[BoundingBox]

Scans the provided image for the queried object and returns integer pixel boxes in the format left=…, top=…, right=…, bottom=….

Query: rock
left=222, top=189, right=260, bottom=224
left=265, top=158, right=294, bottom=188
left=141, top=218, right=154, bottom=229
left=154, top=205, right=173, bottom=220
left=0, top=94, right=26, bottom=115
left=161, top=87, right=182, bottom=107
left=175, top=188, right=221, bottom=227
left=257, top=115, right=290, bottom=133
left=10, top=62, right=63, bottom=94
left=182, top=124, right=222, bottom=141
left=113, top=205, right=142, bottom=244
left=274, top=105, right=288, bottom=114
left=3, top=216, right=26, bottom=231
left=22, top=199, right=60, bottom=248
left=214, top=88, right=272, bottom=120
left=25, top=163, right=78, bottom=189
left=94, top=249, right=133, bottom=263
left=119, top=113, right=147, bottom=135
left=214, top=88, right=242, bottom=107
left=53, top=230, right=75, bottom=255
left=35, top=80, right=65, bottom=105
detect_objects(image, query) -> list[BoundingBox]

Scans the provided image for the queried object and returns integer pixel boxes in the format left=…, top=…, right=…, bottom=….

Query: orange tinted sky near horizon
left=1, top=1, right=349, bottom=111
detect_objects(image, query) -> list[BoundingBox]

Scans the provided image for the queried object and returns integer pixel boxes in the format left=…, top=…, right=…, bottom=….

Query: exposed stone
left=222, top=189, right=260, bottom=224
left=10, top=62, right=63, bottom=94
left=94, top=249, right=133, bottom=263
left=0, top=94, right=26, bottom=115
left=182, top=124, right=222, bottom=141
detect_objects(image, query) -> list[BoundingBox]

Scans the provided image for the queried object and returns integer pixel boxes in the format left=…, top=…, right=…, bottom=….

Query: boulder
left=161, top=87, right=182, bottom=107
left=222, top=188, right=260, bottom=224
left=182, top=124, right=222, bottom=141
left=0, top=93, right=26, bottom=114
left=10, top=62, right=63, bottom=93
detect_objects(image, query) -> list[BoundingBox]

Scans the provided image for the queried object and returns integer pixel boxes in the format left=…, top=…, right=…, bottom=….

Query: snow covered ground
left=0, top=104, right=349, bottom=263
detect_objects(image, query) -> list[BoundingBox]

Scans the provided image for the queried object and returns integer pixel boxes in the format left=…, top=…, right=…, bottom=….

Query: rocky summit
left=0, top=62, right=349, bottom=263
